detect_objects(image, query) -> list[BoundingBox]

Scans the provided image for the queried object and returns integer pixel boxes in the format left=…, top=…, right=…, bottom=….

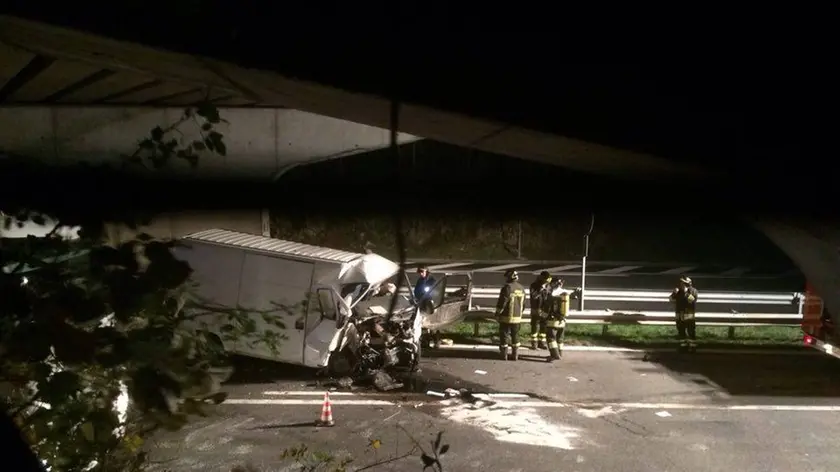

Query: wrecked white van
left=173, top=229, right=423, bottom=376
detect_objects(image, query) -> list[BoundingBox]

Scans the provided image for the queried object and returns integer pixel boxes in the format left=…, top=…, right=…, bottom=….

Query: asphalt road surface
left=147, top=348, right=840, bottom=472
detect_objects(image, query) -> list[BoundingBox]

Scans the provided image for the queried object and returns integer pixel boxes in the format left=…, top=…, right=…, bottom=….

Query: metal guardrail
left=399, top=286, right=805, bottom=339
left=403, top=259, right=799, bottom=278
left=467, top=287, right=799, bottom=305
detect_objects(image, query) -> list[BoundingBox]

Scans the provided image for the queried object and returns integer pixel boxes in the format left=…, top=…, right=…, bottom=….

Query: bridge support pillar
left=752, top=218, right=840, bottom=344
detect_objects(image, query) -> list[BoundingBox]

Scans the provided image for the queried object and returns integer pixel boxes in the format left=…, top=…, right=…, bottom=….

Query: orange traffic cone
left=316, top=392, right=335, bottom=427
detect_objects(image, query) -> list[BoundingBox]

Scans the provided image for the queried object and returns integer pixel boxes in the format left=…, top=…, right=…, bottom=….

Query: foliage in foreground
left=233, top=429, right=449, bottom=472
left=0, top=104, right=285, bottom=471
left=1, top=103, right=447, bottom=471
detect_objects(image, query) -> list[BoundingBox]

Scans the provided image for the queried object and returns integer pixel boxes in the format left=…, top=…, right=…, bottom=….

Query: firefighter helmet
left=679, top=275, right=692, bottom=285
left=504, top=269, right=519, bottom=281
left=539, top=270, right=552, bottom=282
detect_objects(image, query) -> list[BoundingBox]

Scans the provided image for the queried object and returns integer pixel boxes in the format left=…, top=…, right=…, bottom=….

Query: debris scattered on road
left=566, top=376, right=579, bottom=382
left=440, top=338, right=454, bottom=346
left=444, top=388, right=461, bottom=397
left=655, top=411, right=672, bottom=418
left=414, top=403, right=424, bottom=408
left=372, top=371, right=404, bottom=392
left=474, top=370, right=488, bottom=375
left=321, top=376, right=354, bottom=390
left=426, top=390, right=446, bottom=398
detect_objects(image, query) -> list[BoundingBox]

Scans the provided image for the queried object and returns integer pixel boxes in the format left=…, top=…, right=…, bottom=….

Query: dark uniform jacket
left=496, top=281, right=526, bottom=323
left=529, top=280, right=550, bottom=317
left=669, top=286, right=698, bottom=315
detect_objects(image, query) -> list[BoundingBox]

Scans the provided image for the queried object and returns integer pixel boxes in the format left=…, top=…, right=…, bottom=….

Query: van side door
left=303, top=286, right=344, bottom=367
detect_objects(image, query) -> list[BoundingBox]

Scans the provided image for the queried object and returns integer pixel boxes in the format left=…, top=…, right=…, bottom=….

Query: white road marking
left=536, top=265, right=582, bottom=273
left=659, top=266, right=697, bottom=275
left=438, top=399, right=582, bottom=450
left=440, top=343, right=816, bottom=356
left=225, top=399, right=394, bottom=406
left=595, top=403, right=840, bottom=412
left=576, top=406, right=625, bottom=418
left=427, top=262, right=475, bottom=270
left=720, top=267, right=749, bottom=276
left=473, top=263, right=529, bottom=272
left=262, top=391, right=395, bottom=397
left=224, top=395, right=840, bottom=413
left=593, top=265, right=643, bottom=274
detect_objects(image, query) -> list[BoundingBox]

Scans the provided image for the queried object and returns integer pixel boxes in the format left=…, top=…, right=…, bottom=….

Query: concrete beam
left=0, top=16, right=709, bottom=180
left=0, top=106, right=420, bottom=179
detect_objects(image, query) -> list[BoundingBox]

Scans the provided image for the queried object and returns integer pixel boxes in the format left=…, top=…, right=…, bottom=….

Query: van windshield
left=340, top=283, right=370, bottom=308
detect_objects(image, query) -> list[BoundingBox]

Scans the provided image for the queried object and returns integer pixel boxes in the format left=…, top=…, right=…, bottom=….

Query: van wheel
left=204, top=333, right=234, bottom=384
left=327, top=347, right=357, bottom=378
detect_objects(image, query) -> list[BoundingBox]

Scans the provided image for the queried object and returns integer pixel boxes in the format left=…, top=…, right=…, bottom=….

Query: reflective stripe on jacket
left=497, top=282, right=526, bottom=324
left=545, top=291, right=570, bottom=328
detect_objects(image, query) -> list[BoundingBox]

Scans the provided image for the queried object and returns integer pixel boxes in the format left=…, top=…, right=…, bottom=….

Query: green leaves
left=203, top=131, right=227, bottom=156
left=0, top=106, right=246, bottom=472
left=39, top=371, right=82, bottom=405
left=195, top=102, right=222, bottom=124
left=126, top=102, right=227, bottom=170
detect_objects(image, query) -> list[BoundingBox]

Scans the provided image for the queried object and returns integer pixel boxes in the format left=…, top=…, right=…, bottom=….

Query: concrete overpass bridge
left=0, top=15, right=837, bottom=343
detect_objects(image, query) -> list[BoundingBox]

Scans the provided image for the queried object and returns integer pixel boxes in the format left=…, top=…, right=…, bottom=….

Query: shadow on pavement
left=424, top=348, right=500, bottom=361
left=424, top=346, right=553, bottom=363
left=398, top=366, right=500, bottom=395
left=224, top=356, right=318, bottom=385
left=251, top=421, right=317, bottom=430
left=636, top=350, right=840, bottom=398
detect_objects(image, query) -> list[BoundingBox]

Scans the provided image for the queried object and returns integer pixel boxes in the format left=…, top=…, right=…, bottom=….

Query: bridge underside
left=0, top=106, right=419, bottom=179
left=1, top=15, right=839, bottom=342
left=0, top=16, right=704, bottom=181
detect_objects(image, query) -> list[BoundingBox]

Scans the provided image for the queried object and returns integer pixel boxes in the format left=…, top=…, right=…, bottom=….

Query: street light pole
left=580, top=213, right=595, bottom=311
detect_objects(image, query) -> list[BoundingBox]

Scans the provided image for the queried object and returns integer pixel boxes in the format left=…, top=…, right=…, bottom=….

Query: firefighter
left=496, top=269, right=526, bottom=361
left=669, top=275, right=699, bottom=352
left=544, top=277, right=570, bottom=361
left=529, top=271, right=552, bottom=350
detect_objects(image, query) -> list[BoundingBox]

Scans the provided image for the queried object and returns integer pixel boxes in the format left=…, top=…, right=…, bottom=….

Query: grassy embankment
left=271, top=213, right=789, bottom=265
left=272, top=213, right=801, bottom=347
left=440, top=322, right=802, bottom=348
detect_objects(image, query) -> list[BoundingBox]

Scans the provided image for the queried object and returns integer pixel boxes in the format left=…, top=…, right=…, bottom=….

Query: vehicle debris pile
left=324, top=296, right=422, bottom=392
left=351, top=312, right=421, bottom=391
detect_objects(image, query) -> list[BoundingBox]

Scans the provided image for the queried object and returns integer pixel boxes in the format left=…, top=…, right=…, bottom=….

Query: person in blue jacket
left=413, top=266, right=437, bottom=302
